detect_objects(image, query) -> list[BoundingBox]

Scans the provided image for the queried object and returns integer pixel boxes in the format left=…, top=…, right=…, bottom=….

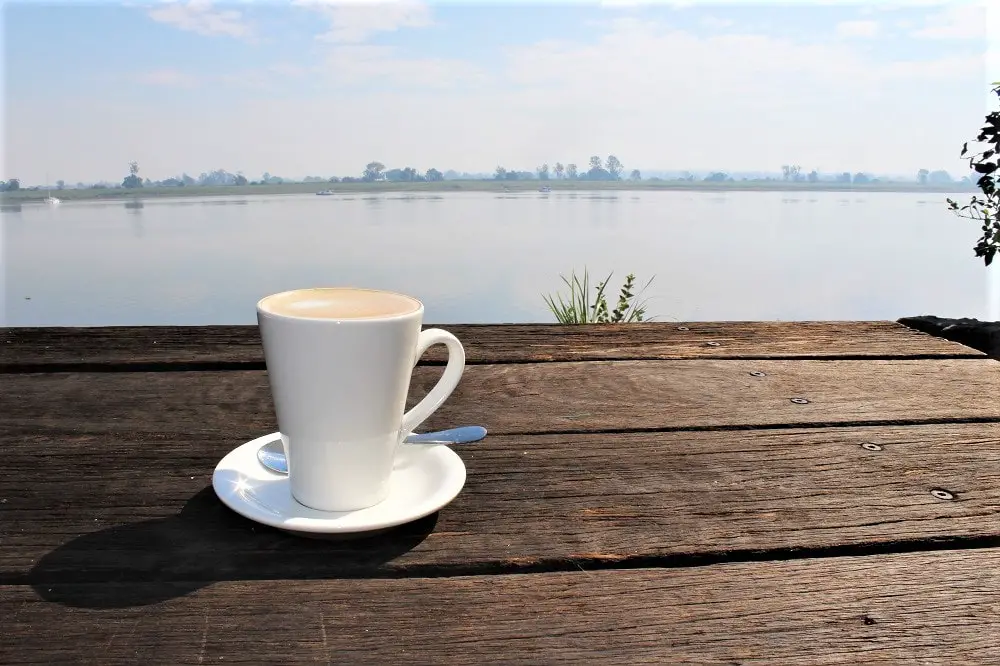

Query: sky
left=1, top=0, right=995, bottom=185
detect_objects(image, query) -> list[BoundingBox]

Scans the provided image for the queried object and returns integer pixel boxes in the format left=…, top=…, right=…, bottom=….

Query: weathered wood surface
left=0, top=321, right=983, bottom=371
left=4, top=359, right=1000, bottom=439
left=4, top=550, right=998, bottom=664
left=5, top=424, right=998, bottom=581
left=3, top=323, right=998, bottom=661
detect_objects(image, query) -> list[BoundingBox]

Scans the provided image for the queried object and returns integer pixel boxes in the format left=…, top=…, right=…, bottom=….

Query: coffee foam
left=259, top=288, right=421, bottom=320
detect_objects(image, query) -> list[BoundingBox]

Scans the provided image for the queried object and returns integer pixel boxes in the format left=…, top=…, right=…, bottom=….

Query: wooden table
left=3, top=322, right=1000, bottom=663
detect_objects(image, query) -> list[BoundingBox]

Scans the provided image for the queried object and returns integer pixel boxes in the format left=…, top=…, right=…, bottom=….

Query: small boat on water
left=43, top=173, right=61, bottom=204
left=316, top=190, right=335, bottom=196
left=538, top=186, right=551, bottom=193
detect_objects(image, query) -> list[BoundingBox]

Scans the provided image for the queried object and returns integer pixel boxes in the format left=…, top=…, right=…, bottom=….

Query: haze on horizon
left=2, top=0, right=994, bottom=185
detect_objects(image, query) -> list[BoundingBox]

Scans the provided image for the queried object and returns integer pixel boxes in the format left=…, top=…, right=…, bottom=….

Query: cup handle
left=400, top=328, right=466, bottom=436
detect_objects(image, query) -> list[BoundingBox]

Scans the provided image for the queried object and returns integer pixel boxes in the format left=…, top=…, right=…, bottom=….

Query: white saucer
left=212, top=432, right=466, bottom=537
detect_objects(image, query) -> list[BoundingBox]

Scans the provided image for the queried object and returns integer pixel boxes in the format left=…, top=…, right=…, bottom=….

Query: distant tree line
left=2, top=159, right=971, bottom=192
left=916, top=168, right=958, bottom=185
left=492, top=155, right=627, bottom=181
left=117, top=161, right=252, bottom=189
left=332, top=162, right=446, bottom=183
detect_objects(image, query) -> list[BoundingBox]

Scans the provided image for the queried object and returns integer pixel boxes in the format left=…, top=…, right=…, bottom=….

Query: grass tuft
left=543, top=268, right=654, bottom=324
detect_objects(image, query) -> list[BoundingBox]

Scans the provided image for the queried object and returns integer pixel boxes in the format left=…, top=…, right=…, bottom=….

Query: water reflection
left=153, top=198, right=248, bottom=207
left=123, top=200, right=145, bottom=239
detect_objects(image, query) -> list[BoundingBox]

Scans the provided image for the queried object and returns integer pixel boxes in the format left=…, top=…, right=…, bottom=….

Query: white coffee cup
left=256, top=287, right=465, bottom=512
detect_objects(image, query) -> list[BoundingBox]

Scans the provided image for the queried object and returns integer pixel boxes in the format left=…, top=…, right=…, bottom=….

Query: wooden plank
left=0, top=321, right=983, bottom=371
left=4, top=359, right=999, bottom=438
left=4, top=423, right=999, bottom=581
left=4, top=549, right=998, bottom=663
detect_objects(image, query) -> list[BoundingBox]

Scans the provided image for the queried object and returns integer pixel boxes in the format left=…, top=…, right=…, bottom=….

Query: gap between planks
left=1, top=352, right=991, bottom=374
left=5, top=533, right=1000, bottom=588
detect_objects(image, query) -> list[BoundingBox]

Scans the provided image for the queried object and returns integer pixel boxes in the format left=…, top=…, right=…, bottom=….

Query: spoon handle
left=406, top=425, right=487, bottom=443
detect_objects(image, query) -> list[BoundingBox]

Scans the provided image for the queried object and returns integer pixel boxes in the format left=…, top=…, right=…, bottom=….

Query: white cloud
left=216, top=70, right=277, bottom=91
left=606, top=0, right=953, bottom=6
left=989, top=0, right=1000, bottom=81
left=294, top=0, right=433, bottom=43
left=835, top=20, right=880, bottom=38
left=503, top=17, right=974, bottom=94
left=598, top=0, right=650, bottom=7
left=135, top=67, right=199, bottom=87
left=291, top=1, right=467, bottom=89
left=880, top=53, right=984, bottom=78
left=322, top=45, right=485, bottom=88
left=135, top=66, right=304, bottom=91
left=134, top=46, right=482, bottom=94
left=701, top=16, right=734, bottom=30
left=147, top=0, right=254, bottom=40
left=268, top=63, right=308, bottom=79
left=912, top=3, right=986, bottom=39
left=489, top=16, right=982, bottom=173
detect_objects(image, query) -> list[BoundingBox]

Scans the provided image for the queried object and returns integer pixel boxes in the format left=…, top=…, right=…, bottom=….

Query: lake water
left=2, top=190, right=998, bottom=326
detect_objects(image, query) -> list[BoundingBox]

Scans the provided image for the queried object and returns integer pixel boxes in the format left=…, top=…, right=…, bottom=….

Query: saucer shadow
left=29, top=486, right=438, bottom=610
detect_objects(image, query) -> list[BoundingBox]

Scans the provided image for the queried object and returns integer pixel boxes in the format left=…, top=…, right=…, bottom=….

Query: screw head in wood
left=790, top=398, right=810, bottom=404
left=861, top=442, right=883, bottom=451
left=930, top=489, right=955, bottom=501
left=749, top=371, right=766, bottom=377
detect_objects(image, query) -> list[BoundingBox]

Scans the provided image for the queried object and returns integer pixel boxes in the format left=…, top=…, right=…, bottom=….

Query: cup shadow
left=28, top=486, right=438, bottom=610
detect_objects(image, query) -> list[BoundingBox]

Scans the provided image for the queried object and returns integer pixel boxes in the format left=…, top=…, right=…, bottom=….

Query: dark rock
left=897, top=315, right=1000, bottom=359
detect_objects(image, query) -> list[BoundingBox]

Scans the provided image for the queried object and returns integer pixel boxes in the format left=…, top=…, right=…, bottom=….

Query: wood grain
left=5, top=424, right=999, bottom=582
left=4, top=549, right=998, bottom=663
left=4, top=359, right=1000, bottom=439
left=1, top=321, right=982, bottom=371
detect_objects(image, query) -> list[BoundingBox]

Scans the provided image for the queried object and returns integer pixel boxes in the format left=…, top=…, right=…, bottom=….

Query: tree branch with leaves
left=947, top=83, right=1000, bottom=266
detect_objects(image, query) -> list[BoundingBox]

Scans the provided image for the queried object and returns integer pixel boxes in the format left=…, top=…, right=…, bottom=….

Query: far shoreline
left=1, top=179, right=977, bottom=203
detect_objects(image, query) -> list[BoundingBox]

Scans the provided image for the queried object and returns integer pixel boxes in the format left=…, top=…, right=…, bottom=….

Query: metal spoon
left=256, top=426, right=488, bottom=475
